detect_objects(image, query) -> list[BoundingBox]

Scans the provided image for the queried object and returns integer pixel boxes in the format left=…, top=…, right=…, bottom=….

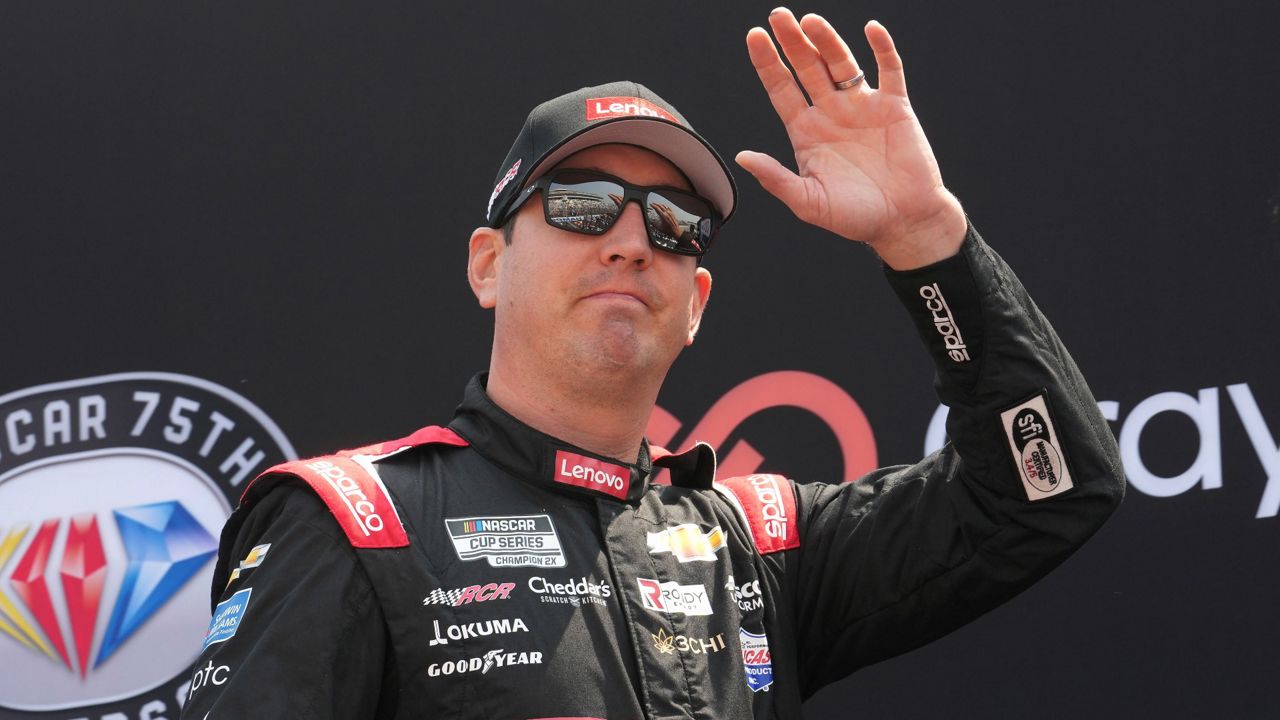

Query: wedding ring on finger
left=834, top=71, right=865, bottom=90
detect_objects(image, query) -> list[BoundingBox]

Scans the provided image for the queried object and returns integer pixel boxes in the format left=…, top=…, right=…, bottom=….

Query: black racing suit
left=179, top=228, right=1124, bottom=719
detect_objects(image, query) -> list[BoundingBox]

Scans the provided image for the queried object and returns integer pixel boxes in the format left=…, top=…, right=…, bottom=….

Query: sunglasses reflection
left=545, top=189, right=700, bottom=250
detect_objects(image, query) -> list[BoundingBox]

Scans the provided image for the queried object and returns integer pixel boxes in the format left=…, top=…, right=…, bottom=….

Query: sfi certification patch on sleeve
left=1000, top=394, right=1075, bottom=501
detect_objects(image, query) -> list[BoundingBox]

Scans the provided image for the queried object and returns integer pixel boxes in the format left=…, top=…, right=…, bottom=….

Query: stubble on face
left=492, top=144, right=707, bottom=402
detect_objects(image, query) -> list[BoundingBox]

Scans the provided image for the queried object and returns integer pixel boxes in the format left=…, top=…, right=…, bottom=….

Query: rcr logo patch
left=1000, top=394, right=1074, bottom=500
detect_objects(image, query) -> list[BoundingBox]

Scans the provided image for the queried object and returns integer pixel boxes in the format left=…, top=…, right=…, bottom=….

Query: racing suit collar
left=447, top=373, right=655, bottom=503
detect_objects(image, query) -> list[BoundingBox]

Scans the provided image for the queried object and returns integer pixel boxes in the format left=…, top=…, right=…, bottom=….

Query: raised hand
left=737, top=8, right=967, bottom=269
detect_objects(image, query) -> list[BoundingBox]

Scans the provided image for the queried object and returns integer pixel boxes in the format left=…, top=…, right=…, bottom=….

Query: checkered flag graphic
left=423, top=587, right=466, bottom=606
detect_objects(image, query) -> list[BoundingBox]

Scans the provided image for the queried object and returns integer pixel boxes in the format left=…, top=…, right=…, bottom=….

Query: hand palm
left=737, top=10, right=964, bottom=265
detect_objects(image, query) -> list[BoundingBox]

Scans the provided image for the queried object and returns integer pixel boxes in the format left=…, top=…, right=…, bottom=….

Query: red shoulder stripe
left=273, top=456, right=408, bottom=548
left=339, top=425, right=469, bottom=457
left=716, top=474, right=800, bottom=555
left=241, top=425, right=466, bottom=549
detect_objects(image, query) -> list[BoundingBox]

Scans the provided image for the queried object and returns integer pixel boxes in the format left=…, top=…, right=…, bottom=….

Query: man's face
left=471, top=143, right=713, bottom=390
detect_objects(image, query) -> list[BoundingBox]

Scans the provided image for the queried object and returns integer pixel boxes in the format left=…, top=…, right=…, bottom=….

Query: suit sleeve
left=178, top=484, right=389, bottom=719
left=787, top=224, right=1125, bottom=695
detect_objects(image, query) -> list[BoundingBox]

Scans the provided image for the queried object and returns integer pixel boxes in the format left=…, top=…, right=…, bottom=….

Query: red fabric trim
left=240, top=426, right=467, bottom=548
left=272, top=456, right=409, bottom=548
left=718, top=474, right=800, bottom=555
left=340, top=425, right=470, bottom=457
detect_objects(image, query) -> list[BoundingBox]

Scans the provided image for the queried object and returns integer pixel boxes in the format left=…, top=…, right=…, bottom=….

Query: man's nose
left=599, top=201, right=653, bottom=267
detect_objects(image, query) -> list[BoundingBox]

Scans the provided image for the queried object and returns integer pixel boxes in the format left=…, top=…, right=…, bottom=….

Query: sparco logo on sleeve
left=716, top=474, right=800, bottom=555
left=445, top=515, right=566, bottom=567
left=1000, top=394, right=1075, bottom=501
left=0, top=372, right=293, bottom=718
left=919, top=282, right=970, bottom=362
left=585, top=96, right=677, bottom=123
left=636, top=578, right=714, bottom=616
left=552, top=450, right=630, bottom=499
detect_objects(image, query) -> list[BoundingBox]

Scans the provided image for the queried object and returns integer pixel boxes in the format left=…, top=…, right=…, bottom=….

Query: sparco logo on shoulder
left=0, top=372, right=294, bottom=719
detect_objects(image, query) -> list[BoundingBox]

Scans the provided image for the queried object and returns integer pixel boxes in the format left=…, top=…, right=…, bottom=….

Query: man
left=180, top=9, right=1123, bottom=719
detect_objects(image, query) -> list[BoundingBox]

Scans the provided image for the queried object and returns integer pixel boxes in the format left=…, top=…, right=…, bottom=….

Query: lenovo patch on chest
left=1000, top=393, right=1075, bottom=501
left=444, top=514, right=566, bottom=567
left=552, top=450, right=630, bottom=499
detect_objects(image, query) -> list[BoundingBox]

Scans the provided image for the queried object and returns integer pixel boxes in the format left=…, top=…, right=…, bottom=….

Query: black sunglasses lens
left=545, top=174, right=625, bottom=234
left=644, top=190, right=713, bottom=254
left=543, top=171, right=715, bottom=256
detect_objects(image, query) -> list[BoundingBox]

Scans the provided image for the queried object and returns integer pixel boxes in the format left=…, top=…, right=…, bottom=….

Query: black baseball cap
left=484, top=81, right=737, bottom=228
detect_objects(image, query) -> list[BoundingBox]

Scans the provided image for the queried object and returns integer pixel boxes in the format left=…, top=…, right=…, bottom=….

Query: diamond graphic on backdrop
left=95, top=501, right=217, bottom=666
left=62, top=513, right=108, bottom=677
left=10, top=518, right=72, bottom=669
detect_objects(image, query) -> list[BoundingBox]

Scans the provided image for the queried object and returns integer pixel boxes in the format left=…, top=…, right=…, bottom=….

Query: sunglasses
left=504, top=169, right=721, bottom=257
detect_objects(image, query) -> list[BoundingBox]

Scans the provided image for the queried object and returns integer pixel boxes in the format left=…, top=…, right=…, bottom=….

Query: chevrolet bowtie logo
left=0, top=501, right=217, bottom=677
left=646, top=524, right=726, bottom=563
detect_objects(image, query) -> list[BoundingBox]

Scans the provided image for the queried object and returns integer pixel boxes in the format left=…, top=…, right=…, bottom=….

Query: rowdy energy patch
left=1000, top=394, right=1074, bottom=500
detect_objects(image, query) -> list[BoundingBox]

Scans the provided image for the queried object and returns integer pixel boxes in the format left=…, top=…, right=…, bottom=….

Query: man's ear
left=685, top=267, right=713, bottom=346
left=468, top=226, right=503, bottom=309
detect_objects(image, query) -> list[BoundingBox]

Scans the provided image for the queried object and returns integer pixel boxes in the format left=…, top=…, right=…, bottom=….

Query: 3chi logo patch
left=0, top=372, right=293, bottom=717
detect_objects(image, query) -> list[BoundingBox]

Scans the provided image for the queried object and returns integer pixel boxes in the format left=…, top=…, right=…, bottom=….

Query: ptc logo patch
left=0, top=372, right=294, bottom=717
left=1000, top=393, right=1074, bottom=501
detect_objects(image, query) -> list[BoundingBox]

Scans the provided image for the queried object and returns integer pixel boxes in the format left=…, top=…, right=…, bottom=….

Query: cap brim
left=521, top=117, right=736, bottom=222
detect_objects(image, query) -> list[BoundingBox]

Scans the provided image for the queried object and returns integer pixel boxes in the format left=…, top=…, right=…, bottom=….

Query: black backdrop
left=2, top=2, right=1277, bottom=718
